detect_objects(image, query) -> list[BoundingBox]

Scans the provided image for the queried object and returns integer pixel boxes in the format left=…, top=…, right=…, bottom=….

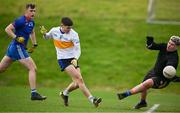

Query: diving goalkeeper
left=117, top=36, right=180, bottom=109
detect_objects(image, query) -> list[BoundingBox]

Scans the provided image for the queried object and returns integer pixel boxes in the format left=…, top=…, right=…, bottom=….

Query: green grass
left=0, top=0, right=180, bottom=112
left=0, top=0, right=180, bottom=90
left=0, top=86, right=180, bottom=112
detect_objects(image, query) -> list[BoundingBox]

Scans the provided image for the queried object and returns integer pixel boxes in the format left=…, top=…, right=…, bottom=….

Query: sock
left=88, top=95, right=94, bottom=103
left=31, top=89, right=37, bottom=96
left=123, top=90, right=132, bottom=97
left=63, top=89, right=69, bottom=96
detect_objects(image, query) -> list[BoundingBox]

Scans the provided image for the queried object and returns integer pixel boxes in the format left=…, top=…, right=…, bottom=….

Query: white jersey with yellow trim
left=44, top=26, right=81, bottom=60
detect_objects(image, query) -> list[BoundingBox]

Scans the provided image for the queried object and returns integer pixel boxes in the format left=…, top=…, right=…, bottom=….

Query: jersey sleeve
left=72, top=33, right=81, bottom=59
left=13, top=17, right=25, bottom=29
left=146, top=42, right=165, bottom=50
left=44, top=28, right=54, bottom=39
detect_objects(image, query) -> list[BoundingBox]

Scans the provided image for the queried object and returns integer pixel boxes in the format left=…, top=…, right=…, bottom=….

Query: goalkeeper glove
left=15, top=37, right=25, bottom=44
left=146, top=36, right=154, bottom=45
left=27, top=44, right=38, bottom=53
left=71, top=58, right=78, bottom=67
left=40, top=26, right=47, bottom=34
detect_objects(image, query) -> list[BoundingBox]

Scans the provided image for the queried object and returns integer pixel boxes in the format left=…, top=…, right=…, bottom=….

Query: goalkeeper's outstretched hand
left=27, top=44, right=38, bottom=53
left=146, top=36, right=154, bottom=45
left=71, top=58, right=78, bottom=67
left=40, top=26, right=47, bottom=34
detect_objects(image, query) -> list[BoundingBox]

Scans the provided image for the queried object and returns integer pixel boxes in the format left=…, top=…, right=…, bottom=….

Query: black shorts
left=143, top=70, right=170, bottom=89
left=58, top=58, right=80, bottom=71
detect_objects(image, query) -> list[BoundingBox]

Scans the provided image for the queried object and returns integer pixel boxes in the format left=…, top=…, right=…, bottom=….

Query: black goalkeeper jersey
left=147, top=42, right=179, bottom=77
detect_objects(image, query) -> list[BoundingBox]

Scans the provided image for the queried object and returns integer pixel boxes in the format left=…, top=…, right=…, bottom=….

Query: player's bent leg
left=134, top=100, right=147, bottom=109
left=65, top=65, right=91, bottom=97
left=131, top=79, right=154, bottom=94
left=75, top=67, right=102, bottom=107
left=60, top=82, right=78, bottom=106
left=141, top=89, right=147, bottom=100
left=19, top=57, right=47, bottom=100
left=59, top=91, right=69, bottom=106
left=65, top=65, right=102, bottom=107
left=134, top=90, right=148, bottom=109
left=117, top=79, right=154, bottom=100
left=67, top=82, right=79, bottom=92
left=0, top=56, right=13, bottom=73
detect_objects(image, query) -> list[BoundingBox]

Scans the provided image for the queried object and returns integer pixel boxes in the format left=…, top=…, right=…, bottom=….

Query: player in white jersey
left=40, top=17, right=102, bottom=107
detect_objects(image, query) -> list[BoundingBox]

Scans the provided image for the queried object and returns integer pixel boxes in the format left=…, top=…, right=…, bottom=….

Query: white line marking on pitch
left=145, top=104, right=160, bottom=113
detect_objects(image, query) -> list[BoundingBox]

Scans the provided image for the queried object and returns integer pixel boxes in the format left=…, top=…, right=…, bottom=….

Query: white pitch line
left=145, top=104, right=160, bottom=113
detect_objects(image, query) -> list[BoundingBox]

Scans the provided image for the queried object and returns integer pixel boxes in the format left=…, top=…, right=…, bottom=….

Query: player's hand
left=146, top=36, right=154, bottom=45
left=27, top=44, right=38, bottom=53
left=71, top=58, right=78, bottom=67
left=40, top=26, right=47, bottom=34
left=15, top=37, right=25, bottom=44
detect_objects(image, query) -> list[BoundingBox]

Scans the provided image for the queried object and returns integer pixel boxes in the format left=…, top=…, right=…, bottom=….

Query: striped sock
left=124, top=90, right=132, bottom=97
left=88, top=95, right=94, bottom=103
left=63, top=89, right=69, bottom=96
left=31, top=89, right=37, bottom=96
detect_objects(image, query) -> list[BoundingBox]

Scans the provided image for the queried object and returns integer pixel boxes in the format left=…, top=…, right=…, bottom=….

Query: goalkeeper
left=117, top=36, right=180, bottom=109
left=40, top=17, right=102, bottom=107
left=0, top=4, right=46, bottom=100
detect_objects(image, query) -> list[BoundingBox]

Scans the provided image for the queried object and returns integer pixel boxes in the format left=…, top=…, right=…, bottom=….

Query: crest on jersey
left=28, top=22, right=33, bottom=27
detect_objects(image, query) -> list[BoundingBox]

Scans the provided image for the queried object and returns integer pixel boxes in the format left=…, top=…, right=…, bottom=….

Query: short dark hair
left=26, top=3, right=35, bottom=9
left=61, top=17, right=73, bottom=26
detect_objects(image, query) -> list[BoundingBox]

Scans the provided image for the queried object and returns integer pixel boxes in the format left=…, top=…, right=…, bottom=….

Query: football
left=163, top=66, right=176, bottom=79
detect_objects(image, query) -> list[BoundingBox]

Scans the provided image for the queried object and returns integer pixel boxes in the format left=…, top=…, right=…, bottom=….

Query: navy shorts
left=58, top=58, right=79, bottom=71
left=143, top=70, right=170, bottom=89
left=6, top=43, right=29, bottom=61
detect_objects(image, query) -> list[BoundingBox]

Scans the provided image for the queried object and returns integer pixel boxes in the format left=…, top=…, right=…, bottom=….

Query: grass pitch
left=0, top=86, right=180, bottom=112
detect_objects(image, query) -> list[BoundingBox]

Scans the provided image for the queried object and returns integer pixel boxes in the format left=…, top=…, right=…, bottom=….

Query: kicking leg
left=65, top=65, right=92, bottom=98
left=63, top=68, right=82, bottom=95
left=64, top=65, right=101, bottom=107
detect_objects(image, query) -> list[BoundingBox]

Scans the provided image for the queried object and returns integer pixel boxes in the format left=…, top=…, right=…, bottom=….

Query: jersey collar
left=59, top=28, right=65, bottom=34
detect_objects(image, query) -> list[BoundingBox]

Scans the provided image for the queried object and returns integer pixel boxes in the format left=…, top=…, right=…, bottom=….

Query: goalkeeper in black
left=117, top=36, right=180, bottom=109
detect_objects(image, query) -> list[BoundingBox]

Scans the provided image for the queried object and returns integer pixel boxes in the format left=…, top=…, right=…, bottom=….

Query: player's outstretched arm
left=146, top=36, right=154, bottom=48
left=40, top=26, right=47, bottom=35
left=39, top=26, right=52, bottom=39
left=146, top=36, right=164, bottom=50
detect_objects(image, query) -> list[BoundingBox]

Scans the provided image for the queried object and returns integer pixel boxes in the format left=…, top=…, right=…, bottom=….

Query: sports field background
left=0, top=0, right=180, bottom=112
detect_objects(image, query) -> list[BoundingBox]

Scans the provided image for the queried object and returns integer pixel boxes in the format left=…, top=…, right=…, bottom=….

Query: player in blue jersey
left=0, top=3, right=46, bottom=100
